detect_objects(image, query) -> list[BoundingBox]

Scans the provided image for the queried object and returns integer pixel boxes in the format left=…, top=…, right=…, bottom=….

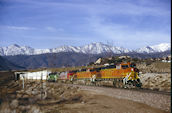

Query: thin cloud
left=5, top=26, right=36, bottom=30
left=45, top=27, right=64, bottom=32
left=86, top=16, right=170, bottom=48
left=0, top=0, right=170, bottom=49
left=26, top=0, right=170, bottom=16
left=5, top=0, right=169, bottom=16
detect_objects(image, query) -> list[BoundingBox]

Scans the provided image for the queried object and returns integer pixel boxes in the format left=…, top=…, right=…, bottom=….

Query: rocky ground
left=0, top=79, right=170, bottom=113
left=137, top=62, right=171, bottom=92
left=140, top=73, right=171, bottom=92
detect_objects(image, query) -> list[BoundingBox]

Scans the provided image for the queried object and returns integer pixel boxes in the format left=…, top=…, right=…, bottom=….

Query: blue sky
left=0, top=0, right=171, bottom=49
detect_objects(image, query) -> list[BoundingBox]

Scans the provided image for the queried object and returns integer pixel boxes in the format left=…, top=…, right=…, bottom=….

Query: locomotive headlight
left=131, top=68, right=134, bottom=71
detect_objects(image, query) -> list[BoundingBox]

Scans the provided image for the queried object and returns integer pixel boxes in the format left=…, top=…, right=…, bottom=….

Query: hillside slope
left=4, top=52, right=100, bottom=69
left=0, top=56, right=25, bottom=71
left=4, top=50, right=171, bottom=70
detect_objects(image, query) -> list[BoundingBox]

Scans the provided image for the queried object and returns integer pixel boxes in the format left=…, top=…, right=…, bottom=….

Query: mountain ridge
left=0, top=42, right=170, bottom=56
left=3, top=50, right=171, bottom=70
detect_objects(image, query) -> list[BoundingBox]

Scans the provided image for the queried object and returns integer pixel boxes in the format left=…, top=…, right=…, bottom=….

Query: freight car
left=69, top=62, right=142, bottom=88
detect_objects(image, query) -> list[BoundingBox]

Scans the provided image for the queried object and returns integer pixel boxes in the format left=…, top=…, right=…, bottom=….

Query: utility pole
left=41, top=73, right=43, bottom=100
left=22, top=75, right=25, bottom=89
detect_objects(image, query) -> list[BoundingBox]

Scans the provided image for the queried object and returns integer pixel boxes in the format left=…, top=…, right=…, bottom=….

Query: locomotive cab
left=120, top=62, right=142, bottom=88
left=68, top=70, right=78, bottom=81
left=130, top=63, right=136, bottom=68
left=47, top=72, right=58, bottom=82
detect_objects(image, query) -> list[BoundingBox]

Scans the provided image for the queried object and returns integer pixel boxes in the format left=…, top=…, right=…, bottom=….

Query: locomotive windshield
left=106, top=65, right=116, bottom=69
left=95, top=67, right=101, bottom=72
left=100, top=67, right=106, bottom=70
left=130, top=63, right=136, bottom=68
left=49, top=72, right=57, bottom=76
left=81, top=69, right=86, bottom=71
left=121, top=65, right=129, bottom=69
left=69, top=70, right=77, bottom=73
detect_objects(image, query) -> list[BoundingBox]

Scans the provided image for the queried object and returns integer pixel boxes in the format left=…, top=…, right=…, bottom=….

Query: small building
left=161, top=55, right=171, bottom=63
left=161, top=59, right=171, bottom=63
left=14, top=70, right=51, bottom=80
left=162, top=60, right=167, bottom=62
left=104, top=63, right=109, bottom=66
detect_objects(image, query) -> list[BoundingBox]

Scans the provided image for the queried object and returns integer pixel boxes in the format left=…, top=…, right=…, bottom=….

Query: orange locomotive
left=69, top=62, right=142, bottom=88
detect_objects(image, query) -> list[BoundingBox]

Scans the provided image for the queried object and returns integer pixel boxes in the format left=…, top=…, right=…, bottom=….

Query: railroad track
left=60, top=82, right=171, bottom=96
left=126, top=87, right=171, bottom=95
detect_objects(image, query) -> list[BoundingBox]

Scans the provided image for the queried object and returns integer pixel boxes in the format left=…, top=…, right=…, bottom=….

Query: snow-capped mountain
left=136, top=43, right=171, bottom=53
left=80, top=42, right=131, bottom=54
left=0, top=44, right=35, bottom=56
left=0, top=42, right=170, bottom=56
left=150, top=43, right=171, bottom=52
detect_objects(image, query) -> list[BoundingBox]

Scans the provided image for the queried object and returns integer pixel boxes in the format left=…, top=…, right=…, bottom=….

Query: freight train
left=47, top=62, right=142, bottom=88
